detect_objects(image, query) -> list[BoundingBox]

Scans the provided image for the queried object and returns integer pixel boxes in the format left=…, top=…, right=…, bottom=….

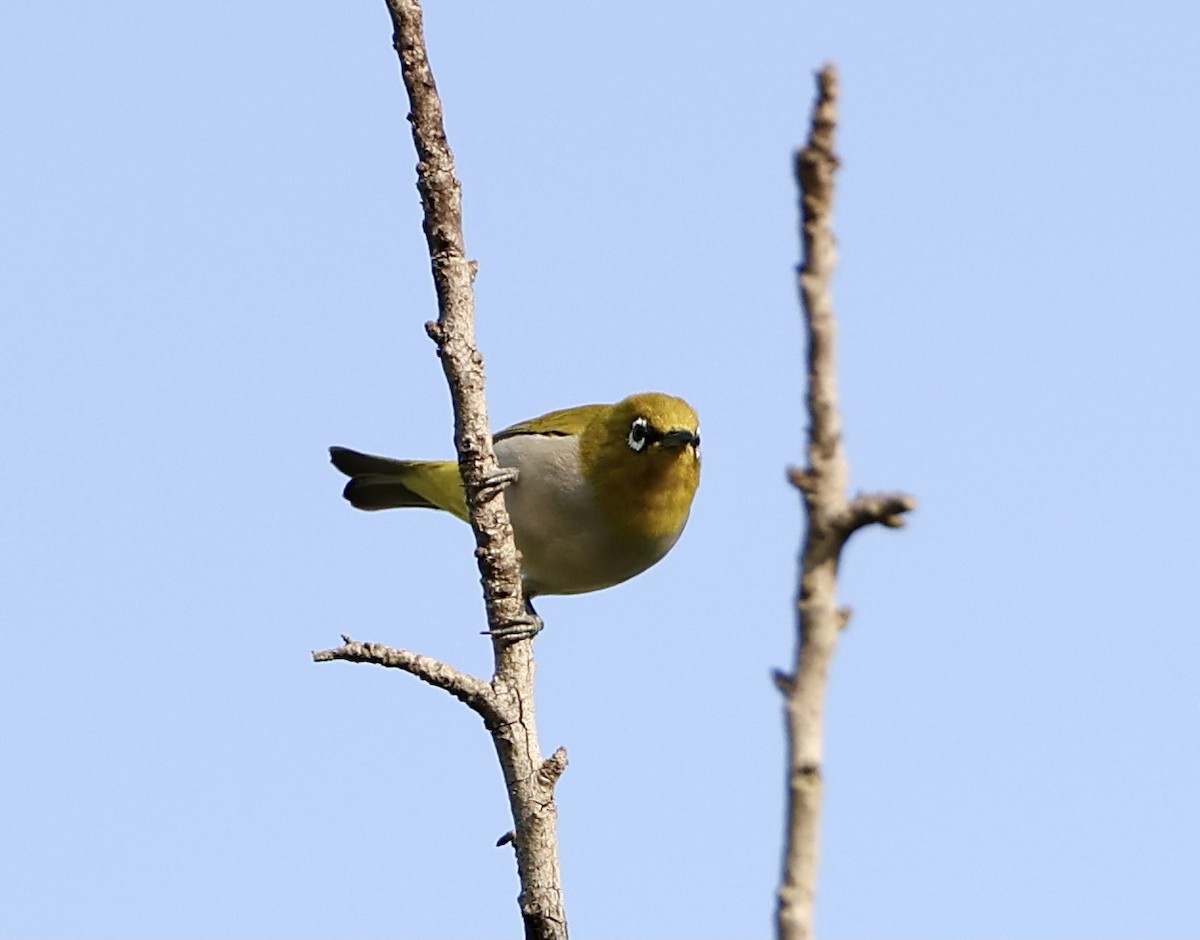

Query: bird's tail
left=328, top=447, right=468, bottom=520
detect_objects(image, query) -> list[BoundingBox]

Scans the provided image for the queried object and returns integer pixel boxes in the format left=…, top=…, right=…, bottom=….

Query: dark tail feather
left=330, top=446, right=408, bottom=477
left=328, top=446, right=437, bottom=512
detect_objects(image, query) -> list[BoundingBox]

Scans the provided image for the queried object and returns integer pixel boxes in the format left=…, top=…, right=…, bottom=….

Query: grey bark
left=315, top=3, right=568, bottom=937
left=776, top=64, right=917, bottom=940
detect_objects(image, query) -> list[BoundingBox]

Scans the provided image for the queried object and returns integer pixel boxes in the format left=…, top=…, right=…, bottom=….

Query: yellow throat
left=578, top=392, right=700, bottom=543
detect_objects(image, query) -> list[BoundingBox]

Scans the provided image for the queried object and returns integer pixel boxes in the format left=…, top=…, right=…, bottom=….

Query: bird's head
left=580, top=392, right=701, bottom=540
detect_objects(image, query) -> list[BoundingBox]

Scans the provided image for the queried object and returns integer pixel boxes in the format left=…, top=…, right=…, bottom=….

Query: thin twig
left=313, top=635, right=501, bottom=724
left=776, top=64, right=916, bottom=940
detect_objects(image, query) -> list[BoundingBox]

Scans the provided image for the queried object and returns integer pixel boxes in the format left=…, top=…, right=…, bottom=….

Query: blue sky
left=4, top=1, right=1200, bottom=938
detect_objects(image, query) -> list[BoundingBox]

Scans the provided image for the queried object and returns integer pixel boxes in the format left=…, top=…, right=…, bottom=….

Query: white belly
left=495, top=434, right=680, bottom=596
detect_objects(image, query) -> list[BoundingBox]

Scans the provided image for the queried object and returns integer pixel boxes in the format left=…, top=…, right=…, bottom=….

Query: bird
left=329, top=392, right=700, bottom=639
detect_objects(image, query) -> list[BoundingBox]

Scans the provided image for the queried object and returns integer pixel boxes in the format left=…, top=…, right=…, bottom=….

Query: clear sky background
left=4, top=1, right=1200, bottom=938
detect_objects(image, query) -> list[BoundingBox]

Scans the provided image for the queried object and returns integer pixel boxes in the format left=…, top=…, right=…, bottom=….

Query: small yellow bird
left=330, top=392, right=700, bottom=637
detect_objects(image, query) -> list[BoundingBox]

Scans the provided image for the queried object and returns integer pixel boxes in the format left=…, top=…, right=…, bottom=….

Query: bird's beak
left=659, top=429, right=697, bottom=449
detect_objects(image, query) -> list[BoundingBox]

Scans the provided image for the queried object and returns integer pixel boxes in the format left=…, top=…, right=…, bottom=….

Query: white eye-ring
left=627, top=417, right=649, bottom=452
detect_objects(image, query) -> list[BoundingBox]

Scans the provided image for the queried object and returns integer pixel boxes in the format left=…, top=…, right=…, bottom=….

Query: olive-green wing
left=494, top=403, right=607, bottom=441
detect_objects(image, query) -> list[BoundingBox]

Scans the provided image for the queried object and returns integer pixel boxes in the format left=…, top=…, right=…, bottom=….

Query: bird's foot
left=484, top=611, right=543, bottom=643
left=477, top=467, right=519, bottom=496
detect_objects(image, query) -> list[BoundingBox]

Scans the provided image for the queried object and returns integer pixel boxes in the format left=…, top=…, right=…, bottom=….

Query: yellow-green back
left=495, top=404, right=608, bottom=440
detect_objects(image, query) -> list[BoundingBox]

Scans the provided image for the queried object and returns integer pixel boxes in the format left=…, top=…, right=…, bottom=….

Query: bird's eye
left=627, top=417, right=649, bottom=452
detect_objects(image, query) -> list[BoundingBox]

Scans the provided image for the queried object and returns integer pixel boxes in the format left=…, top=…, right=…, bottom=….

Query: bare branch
left=312, top=636, right=500, bottom=723
left=537, top=748, right=570, bottom=790
left=384, top=0, right=528, bottom=641
left=312, top=4, right=569, bottom=938
left=777, top=64, right=917, bottom=940
left=838, top=492, right=918, bottom=533
left=796, top=65, right=845, bottom=506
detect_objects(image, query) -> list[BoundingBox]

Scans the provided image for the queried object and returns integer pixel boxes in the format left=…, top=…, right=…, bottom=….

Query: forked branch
left=776, top=64, right=917, bottom=940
